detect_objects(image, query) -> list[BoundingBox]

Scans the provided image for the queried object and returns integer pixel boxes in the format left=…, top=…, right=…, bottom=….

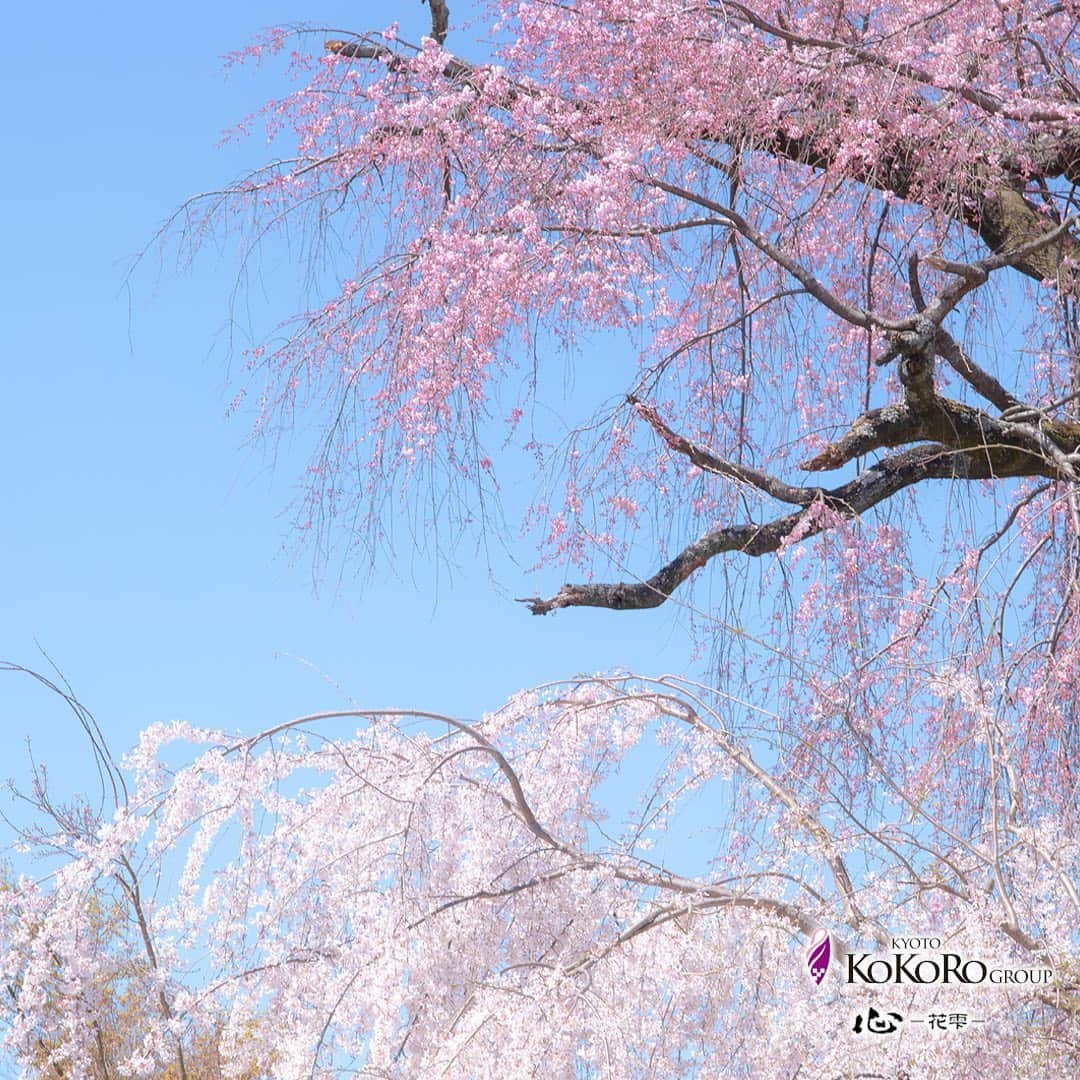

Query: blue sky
left=0, top=2, right=693, bottom=817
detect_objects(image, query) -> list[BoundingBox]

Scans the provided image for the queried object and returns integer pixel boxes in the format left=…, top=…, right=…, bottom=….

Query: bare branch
left=934, top=329, right=1022, bottom=415
left=629, top=396, right=825, bottom=506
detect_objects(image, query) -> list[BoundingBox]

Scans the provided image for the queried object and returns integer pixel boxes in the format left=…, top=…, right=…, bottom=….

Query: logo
left=807, top=929, right=831, bottom=985
left=845, top=938, right=1054, bottom=986
left=843, top=939, right=1030, bottom=1037
left=852, top=1007, right=988, bottom=1035
left=852, top=1006, right=903, bottom=1034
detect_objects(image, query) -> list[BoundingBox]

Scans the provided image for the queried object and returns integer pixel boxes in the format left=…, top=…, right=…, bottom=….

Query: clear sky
left=0, top=4, right=695, bottom=820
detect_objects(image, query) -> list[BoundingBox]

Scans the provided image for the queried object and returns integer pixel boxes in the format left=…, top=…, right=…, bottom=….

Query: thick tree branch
left=528, top=345, right=1080, bottom=616
left=325, top=33, right=471, bottom=82
left=800, top=405, right=924, bottom=471
left=425, top=0, right=450, bottom=45
left=806, top=388, right=1080, bottom=475
left=921, top=214, right=1080, bottom=321
left=522, top=443, right=1044, bottom=615
left=325, top=25, right=1080, bottom=290
left=907, top=254, right=1018, bottom=411
left=748, top=129, right=1080, bottom=289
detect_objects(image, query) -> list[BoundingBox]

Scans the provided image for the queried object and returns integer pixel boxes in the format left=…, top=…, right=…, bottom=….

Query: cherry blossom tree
left=2, top=674, right=1076, bottom=1076
left=3, top=1, right=1080, bottom=1075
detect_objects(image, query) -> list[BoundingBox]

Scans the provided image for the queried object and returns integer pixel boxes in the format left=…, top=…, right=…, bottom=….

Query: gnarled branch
left=522, top=442, right=1044, bottom=615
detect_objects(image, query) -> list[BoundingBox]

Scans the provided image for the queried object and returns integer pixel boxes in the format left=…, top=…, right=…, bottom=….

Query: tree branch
left=806, top=389, right=1080, bottom=476
left=522, top=443, right=1036, bottom=615
left=934, top=328, right=1022, bottom=414
left=745, top=123, right=1080, bottom=289
left=800, top=404, right=924, bottom=472
left=424, top=0, right=450, bottom=45
left=628, top=395, right=826, bottom=506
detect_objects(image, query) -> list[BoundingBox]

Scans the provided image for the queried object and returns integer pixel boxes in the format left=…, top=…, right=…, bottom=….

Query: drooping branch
left=647, top=178, right=881, bottom=331
left=322, top=17, right=1080, bottom=294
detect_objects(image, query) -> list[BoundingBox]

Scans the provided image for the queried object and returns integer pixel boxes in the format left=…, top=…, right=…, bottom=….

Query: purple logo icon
left=807, top=930, right=831, bottom=985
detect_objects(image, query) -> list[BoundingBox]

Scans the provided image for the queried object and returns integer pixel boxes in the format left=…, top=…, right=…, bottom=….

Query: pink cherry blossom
left=4, top=2, right=1080, bottom=1074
